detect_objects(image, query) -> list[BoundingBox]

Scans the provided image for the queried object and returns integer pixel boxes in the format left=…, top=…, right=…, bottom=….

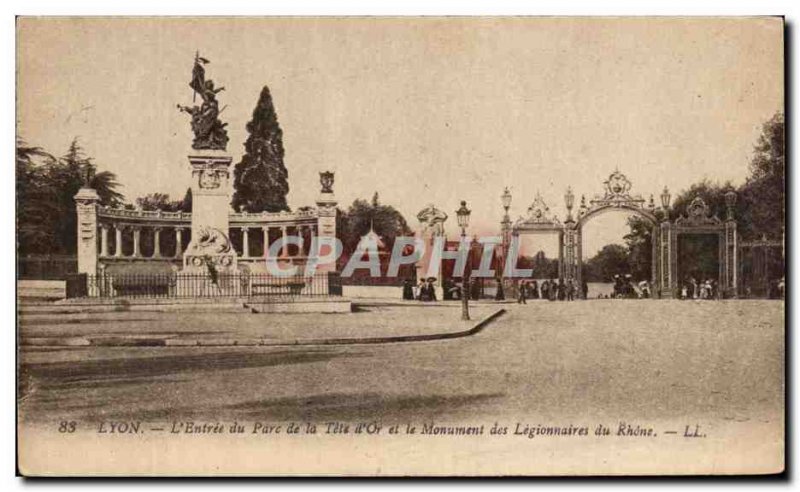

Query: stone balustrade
left=88, top=204, right=323, bottom=266
left=74, top=169, right=338, bottom=275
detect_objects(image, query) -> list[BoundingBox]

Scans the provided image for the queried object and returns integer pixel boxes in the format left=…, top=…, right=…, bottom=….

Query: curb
left=352, top=300, right=517, bottom=308
left=20, top=309, right=506, bottom=348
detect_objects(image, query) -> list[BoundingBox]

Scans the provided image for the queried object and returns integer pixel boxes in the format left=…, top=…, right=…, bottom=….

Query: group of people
left=515, top=278, right=588, bottom=304
left=402, top=277, right=438, bottom=301
left=611, top=274, right=651, bottom=299
left=680, top=277, right=718, bottom=300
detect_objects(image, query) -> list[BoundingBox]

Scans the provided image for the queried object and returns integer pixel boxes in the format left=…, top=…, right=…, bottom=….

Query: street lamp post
left=456, top=200, right=472, bottom=321
left=498, top=188, right=512, bottom=301
left=564, top=186, right=575, bottom=223
left=724, top=190, right=737, bottom=221
left=660, top=186, right=671, bottom=221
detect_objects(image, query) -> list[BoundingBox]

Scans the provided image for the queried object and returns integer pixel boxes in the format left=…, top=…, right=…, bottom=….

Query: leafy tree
left=180, top=188, right=193, bottom=213
left=583, top=244, right=629, bottom=282
left=623, top=216, right=653, bottom=281
left=337, top=192, right=413, bottom=255
left=16, top=138, right=58, bottom=255
left=738, top=112, right=784, bottom=239
left=518, top=251, right=559, bottom=279
left=231, top=86, right=290, bottom=213
left=668, top=179, right=737, bottom=223
left=135, top=189, right=192, bottom=212
left=619, top=111, right=785, bottom=279
left=16, top=137, right=123, bottom=256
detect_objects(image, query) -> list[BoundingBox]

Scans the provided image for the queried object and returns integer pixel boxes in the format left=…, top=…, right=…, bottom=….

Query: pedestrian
left=517, top=281, right=527, bottom=304
left=639, top=280, right=650, bottom=299
left=557, top=279, right=566, bottom=301
left=402, top=278, right=414, bottom=300
left=567, top=279, right=575, bottom=301
left=582, top=280, right=588, bottom=300
left=416, top=278, right=426, bottom=300
left=426, top=278, right=437, bottom=302
left=530, top=280, right=539, bottom=299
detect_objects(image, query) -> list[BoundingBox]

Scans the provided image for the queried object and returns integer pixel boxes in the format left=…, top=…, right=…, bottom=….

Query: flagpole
left=192, top=50, right=199, bottom=103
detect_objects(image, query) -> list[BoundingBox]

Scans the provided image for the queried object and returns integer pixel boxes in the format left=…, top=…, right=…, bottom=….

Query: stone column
left=74, top=187, right=100, bottom=275
left=262, top=227, right=270, bottom=257
left=153, top=227, right=162, bottom=258
left=312, top=172, right=339, bottom=282
left=175, top=228, right=184, bottom=258
left=242, top=227, right=250, bottom=258
left=115, top=225, right=124, bottom=257
left=184, top=151, right=236, bottom=271
left=132, top=227, right=142, bottom=258
left=280, top=226, right=288, bottom=257
left=100, top=224, right=110, bottom=258
left=302, top=225, right=310, bottom=256
left=73, top=187, right=100, bottom=275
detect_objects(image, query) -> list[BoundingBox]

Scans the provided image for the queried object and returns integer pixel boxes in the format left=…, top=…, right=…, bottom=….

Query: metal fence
left=66, top=272, right=342, bottom=300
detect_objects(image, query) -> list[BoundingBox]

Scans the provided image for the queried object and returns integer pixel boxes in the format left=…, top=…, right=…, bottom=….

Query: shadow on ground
left=88, top=392, right=505, bottom=424
left=18, top=349, right=366, bottom=401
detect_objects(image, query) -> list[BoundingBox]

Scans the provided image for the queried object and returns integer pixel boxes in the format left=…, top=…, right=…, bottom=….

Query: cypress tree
left=232, top=86, right=290, bottom=212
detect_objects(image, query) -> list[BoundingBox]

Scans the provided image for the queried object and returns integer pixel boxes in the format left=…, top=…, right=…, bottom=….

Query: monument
left=177, top=52, right=238, bottom=275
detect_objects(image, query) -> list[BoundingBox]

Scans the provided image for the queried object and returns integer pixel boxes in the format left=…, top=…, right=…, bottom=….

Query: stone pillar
left=132, top=227, right=142, bottom=258
left=74, top=187, right=100, bottom=275
left=280, top=226, right=289, bottom=257
left=153, top=227, right=162, bottom=258
left=183, top=150, right=236, bottom=271
left=262, top=227, right=270, bottom=257
left=296, top=225, right=304, bottom=256
left=725, top=221, right=737, bottom=297
left=242, top=227, right=250, bottom=258
left=115, top=225, right=123, bottom=257
left=100, top=224, right=110, bottom=258
left=175, top=228, right=184, bottom=258
left=316, top=177, right=338, bottom=272
left=651, top=224, right=659, bottom=294
left=660, top=221, right=675, bottom=297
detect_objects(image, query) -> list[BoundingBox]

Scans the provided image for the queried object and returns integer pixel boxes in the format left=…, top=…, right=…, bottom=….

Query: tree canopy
left=337, top=192, right=413, bottom=255
left=135, top=189, right=192, bottom=213
left=17, top=137, right=123, bottom=256
left=231, top=85, right=290, bottom=213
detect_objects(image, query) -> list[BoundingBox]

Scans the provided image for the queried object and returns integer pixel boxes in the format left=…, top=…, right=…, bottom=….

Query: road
left=17, top=299, right=784, bottom=475
left=19, top=299, right=783, bottom=424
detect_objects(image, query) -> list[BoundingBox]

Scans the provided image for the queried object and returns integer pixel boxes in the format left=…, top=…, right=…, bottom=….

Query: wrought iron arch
left=566, top=170, right=663, bottom=298
left=575, top=202, right=659, bottom=230
left=506, top=192, right=566, bottom=280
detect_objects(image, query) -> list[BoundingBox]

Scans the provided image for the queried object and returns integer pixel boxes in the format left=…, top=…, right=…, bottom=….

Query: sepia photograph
left=15, top=16, right=785, bottom=476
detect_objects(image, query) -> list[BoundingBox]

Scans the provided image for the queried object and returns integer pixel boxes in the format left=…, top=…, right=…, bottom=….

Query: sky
left=17, top=17, right=783, bottom=258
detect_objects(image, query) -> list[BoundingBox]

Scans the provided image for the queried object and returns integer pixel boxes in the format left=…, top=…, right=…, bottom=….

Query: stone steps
left=17, top=302, right=251, bottom=316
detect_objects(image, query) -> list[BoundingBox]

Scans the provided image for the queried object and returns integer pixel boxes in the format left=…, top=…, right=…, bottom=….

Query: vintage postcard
left=16, top=17, right=785, bottom=476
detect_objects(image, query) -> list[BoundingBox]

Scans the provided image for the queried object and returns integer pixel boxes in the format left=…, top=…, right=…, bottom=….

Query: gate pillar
left=74, top=186, right=100, bottom=275
left=659, top=221, right=675, bottom=297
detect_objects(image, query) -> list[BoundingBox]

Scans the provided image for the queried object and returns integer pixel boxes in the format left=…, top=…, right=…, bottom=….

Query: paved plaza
left=19, top=300, right=783, bottom=427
